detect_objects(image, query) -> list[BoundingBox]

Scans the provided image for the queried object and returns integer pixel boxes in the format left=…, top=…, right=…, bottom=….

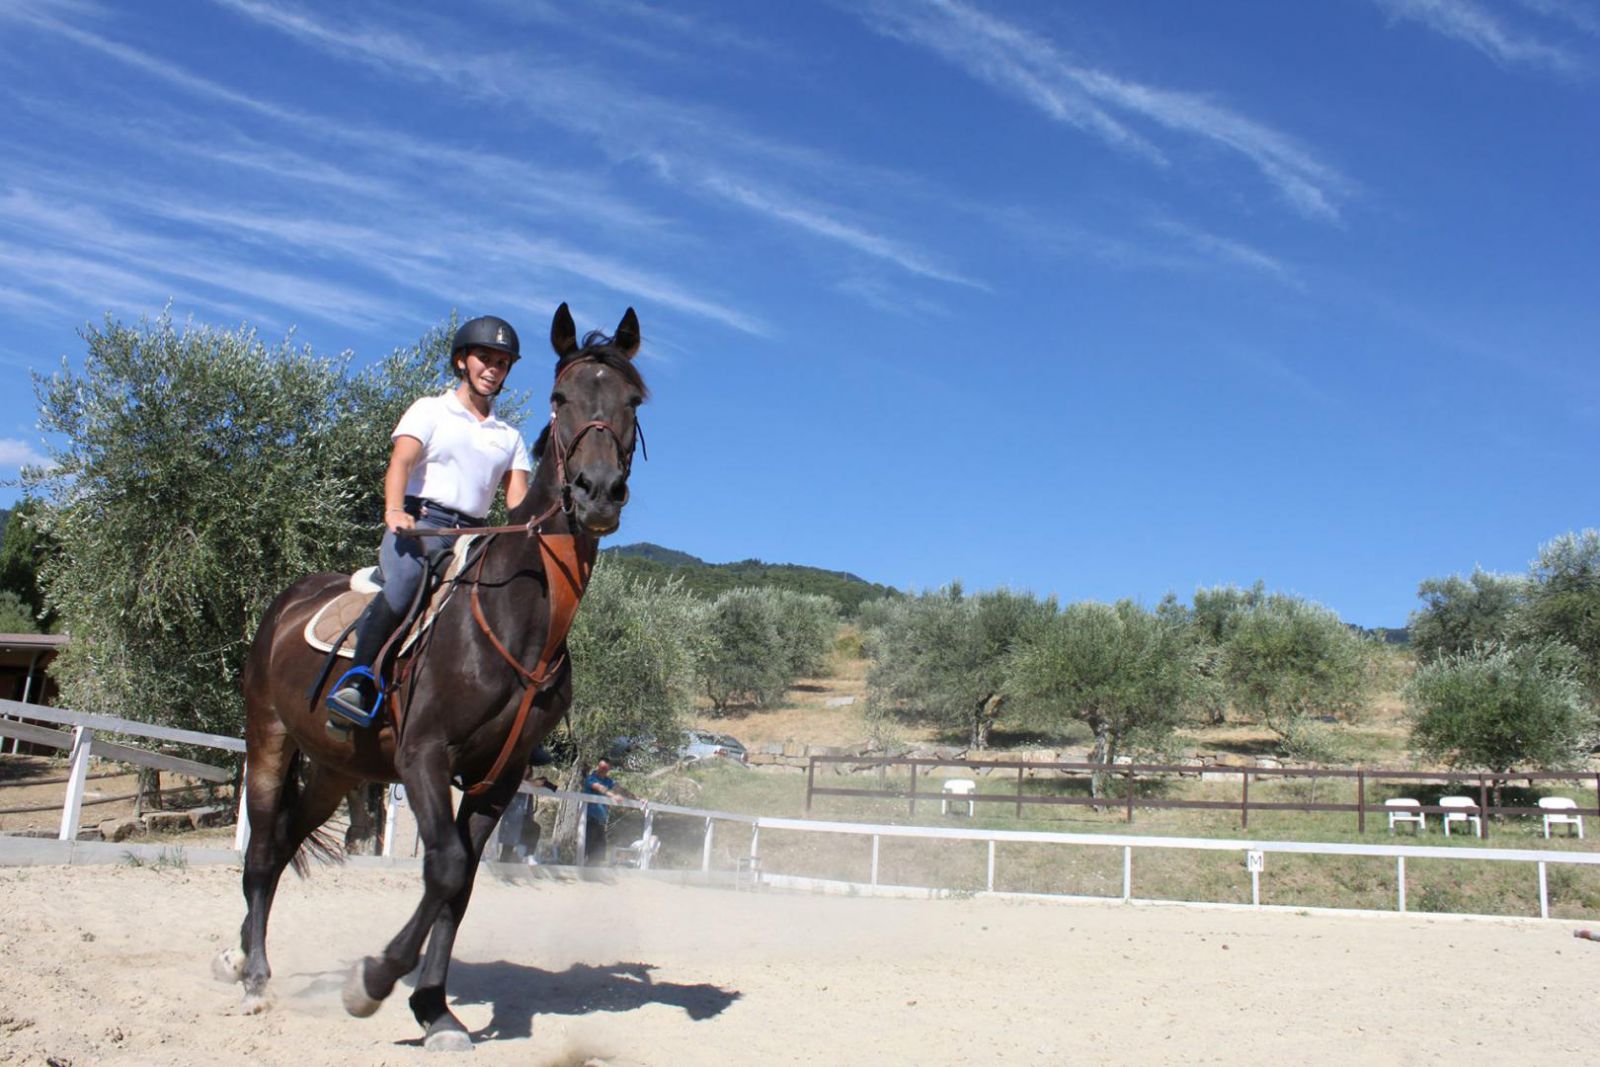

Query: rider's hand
left=385, top=507, right=415, bottom=535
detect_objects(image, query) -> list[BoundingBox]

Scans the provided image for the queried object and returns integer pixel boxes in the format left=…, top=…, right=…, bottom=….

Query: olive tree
left=1408, top=642, right=1595, bottom=773
left=1221, top=595, right=1370, bottom=761
left=26, top=313, right=451, bottom=741
left=1408, top=568, right=1526, bottom=665
left=1004, top=600, right=1198, bottom=795
left=1517, top=530, right=1600, bottom=702
left=864, top=584, right=1055, bottom=750
left=0, top=498, right=56, bottom=631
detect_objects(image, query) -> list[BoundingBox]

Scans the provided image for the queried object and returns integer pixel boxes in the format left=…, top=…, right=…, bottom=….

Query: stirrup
left=327, top=666, right=385, bottom=729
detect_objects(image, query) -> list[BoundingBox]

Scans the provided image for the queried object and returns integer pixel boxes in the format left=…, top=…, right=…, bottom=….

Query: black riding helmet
left=450, top=315, right=520, bottom=378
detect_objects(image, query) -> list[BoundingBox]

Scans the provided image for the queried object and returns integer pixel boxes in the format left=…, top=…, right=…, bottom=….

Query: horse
left=213, top=304, right=647, bottom=1051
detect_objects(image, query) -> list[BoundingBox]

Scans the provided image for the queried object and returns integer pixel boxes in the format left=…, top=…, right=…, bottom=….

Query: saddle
left=303, top=535, right=479, bottom=659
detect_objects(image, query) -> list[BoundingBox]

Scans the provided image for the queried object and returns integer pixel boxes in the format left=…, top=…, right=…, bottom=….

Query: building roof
left=0, top=633, right=68, bottom=655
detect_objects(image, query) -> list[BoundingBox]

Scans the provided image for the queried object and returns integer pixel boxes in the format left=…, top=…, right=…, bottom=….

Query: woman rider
left=326, top=315, right=533, bottom=733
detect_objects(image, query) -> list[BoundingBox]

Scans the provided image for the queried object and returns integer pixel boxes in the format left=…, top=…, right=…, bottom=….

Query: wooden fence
left=0, top=697, right=243, bottom=842
left=804, top=754, right=1600, bottom=838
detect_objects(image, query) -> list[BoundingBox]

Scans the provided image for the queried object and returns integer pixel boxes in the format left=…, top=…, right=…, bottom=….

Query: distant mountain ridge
left=603, top=542, right=898, bottom=613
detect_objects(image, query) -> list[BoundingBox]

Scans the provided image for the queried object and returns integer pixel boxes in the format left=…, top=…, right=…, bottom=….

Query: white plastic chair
left=1439, top=795, right=1482, bottom=838
left=611, top=833, right=660, bottom=868
left=1539, top=797, right=1584, bottom=839
left=1385, top=798, right=1425, bottom=833
left=941, top=778, right=977, bottom=816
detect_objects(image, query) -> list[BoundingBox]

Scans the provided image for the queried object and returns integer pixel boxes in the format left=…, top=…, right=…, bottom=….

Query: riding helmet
left=450, top=315, right=520, bottom=374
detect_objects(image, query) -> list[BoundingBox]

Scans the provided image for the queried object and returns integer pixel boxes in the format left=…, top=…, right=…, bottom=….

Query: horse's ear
left=614, top=308, right=640, bottom=360
left=550, top=303, right=578, bottom=359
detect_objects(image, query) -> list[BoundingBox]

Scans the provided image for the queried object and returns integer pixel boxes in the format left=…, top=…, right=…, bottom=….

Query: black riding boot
left=327, top=596, right=405, bottom=734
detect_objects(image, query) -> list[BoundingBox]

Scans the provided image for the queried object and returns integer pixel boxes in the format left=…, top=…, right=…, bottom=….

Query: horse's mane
left=531, top=329, right=648, bottom=462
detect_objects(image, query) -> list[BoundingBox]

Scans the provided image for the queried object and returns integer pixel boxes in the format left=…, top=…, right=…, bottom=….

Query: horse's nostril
left=608, top=480, right=628, bottom=504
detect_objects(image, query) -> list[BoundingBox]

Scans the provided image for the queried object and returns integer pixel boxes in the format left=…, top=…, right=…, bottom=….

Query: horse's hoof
left=424, top=1029, right=474, bottom=1054
left=212, top=948, right=247, bottom=984
left=342, top=960, right=383, bottom=1018
left=240, top=989, right=273, bottom=1015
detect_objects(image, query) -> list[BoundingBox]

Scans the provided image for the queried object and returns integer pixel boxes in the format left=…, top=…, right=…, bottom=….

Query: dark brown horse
left=213, top=304, right=647, bottom=1051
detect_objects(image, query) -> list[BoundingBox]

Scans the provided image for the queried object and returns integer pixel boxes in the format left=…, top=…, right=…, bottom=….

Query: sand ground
left=1, top=862, right=1596, bottom=1067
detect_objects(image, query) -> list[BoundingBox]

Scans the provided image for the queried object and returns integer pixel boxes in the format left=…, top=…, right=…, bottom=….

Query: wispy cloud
left=205, top=0, right=973, bottom=287
left=1509, top=0, right=1600, bottom=36
left=1369, top=0, right=1587, bottom=74
left=0, top=438, right=49, bottom=468
left=855, top=0, right=1354, bottom=222
left=1145, top=217, right=1300, bottom=287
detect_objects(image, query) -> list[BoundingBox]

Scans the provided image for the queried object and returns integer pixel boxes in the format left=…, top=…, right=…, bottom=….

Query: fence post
left=986, top=840, right=995, bottom=892
left=1124, top=769, right=1134, bottom=823
left=58, top=725, right=94, bottom=842
left=1015, top=766, right=1024, bottom=818
left=870, top=834, right=880, bottom=886
left=1479, top=774, right=1491, bottom=839
left=639, top=805, right=656, bottom=871
left=908, top=763, right=917, bottom=816
left=1538, top=862, right=1549, bottom=920
left=1122, top=845, right=1132, bottom=901
left=382, top=784, right=402, bottom=858
left=805, top=758, right=815, bottom=815
left=701, top=817, right=714, bottom=873
left=1241, top=769, right=1250, bottom=830
left=233, top=760, right=250, bottom=853
left=1397, top=856, right=1407, bottom=913
left=1357, top=771, right=1366, bottom=834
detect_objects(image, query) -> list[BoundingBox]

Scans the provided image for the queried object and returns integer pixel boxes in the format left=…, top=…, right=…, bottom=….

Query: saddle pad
left=303, top=534, right=478, bottom=658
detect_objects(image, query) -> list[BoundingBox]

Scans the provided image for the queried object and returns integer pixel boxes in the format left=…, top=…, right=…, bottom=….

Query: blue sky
left=0, top=0, right=1595, bottom=627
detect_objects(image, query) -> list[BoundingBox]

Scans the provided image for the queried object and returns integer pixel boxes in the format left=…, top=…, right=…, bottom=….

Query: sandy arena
left=0, top=861, right=1596, bottom=1066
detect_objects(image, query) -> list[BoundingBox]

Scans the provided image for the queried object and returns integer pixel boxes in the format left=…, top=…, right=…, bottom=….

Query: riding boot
left=327, top=596, right=405, bottom=733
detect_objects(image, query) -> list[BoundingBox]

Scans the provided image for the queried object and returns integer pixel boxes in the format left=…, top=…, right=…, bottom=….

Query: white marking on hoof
left=212, top=948, right=247, bottom=984
left=424, top=1029, right=474, bottom=1053
left=240, top=990, right=272, bottom=1015
left=342, top=961, right=382, bottom=1018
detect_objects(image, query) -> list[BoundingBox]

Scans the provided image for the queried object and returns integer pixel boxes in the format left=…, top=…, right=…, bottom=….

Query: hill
left=604, top=542, right=898, bottom=614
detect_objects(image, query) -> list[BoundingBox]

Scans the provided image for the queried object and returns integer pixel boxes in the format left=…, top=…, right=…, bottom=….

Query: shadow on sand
left=415, top=958, right=741, bottom=1043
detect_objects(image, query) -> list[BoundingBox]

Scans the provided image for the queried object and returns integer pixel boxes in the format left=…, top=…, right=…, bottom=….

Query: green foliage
left=864, top=585, right=1055, bottom=749
left=26, top=313, right=451, bottom=737
left=1004, top=600, right=1198, bottom=787
left=566, top=559, right=704, bottom=767
left=604, top=543, right=897, bottom=614
left=1221, top=594, right=1370, bottom=750
left=698, top=586, right=830, bottom=712
left=1408, top=568, right=1527, bottom=664
left=0, top=498, right=56, bottom=630
left=0, top=589, right=38, bottom=633
left=1518, top=530, right=1600, bottom=702
left=1408, top=642, right=1596, bottom=772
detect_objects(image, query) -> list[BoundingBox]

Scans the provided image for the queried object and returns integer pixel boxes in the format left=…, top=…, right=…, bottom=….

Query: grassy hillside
left=604, top=542, right=899, bottom=614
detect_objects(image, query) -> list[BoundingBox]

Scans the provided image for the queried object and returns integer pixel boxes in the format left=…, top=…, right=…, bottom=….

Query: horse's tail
left=283, top=749, right=347, bottom=877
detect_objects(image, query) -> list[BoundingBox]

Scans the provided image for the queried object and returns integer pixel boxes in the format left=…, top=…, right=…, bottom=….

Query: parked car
left=679, top=730, right=748, bottom=764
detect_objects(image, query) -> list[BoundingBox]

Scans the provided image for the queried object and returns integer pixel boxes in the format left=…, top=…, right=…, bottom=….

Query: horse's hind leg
left=408, top=790, right=515, bottom=1050
left=226, top=731, right=359, bottom=1011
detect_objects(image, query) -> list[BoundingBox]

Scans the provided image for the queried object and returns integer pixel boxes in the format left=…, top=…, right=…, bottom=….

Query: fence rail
left=804, top=754, right=1600, bottom=837
left=0, top=698, right=242, bottom=842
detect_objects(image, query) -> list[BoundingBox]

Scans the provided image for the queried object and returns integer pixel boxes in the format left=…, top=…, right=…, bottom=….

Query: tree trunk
left=552, top=759, right=587, bottom=864
left=971, top=693, right=1002, bottom=750
left=1090, top=723, right=1113, bottom=801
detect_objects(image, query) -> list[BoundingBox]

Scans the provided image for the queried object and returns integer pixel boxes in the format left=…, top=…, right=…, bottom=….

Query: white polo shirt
left=392, top=390, right=533, bottom=518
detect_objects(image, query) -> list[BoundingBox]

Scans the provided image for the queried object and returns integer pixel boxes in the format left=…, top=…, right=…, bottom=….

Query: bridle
left=544, top=354, right=647, bottom=520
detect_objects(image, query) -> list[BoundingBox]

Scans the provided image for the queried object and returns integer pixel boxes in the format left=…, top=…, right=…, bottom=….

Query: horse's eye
left=627, top=396, right=642, bottom=409
left=551, top=391, right=567, bottom=406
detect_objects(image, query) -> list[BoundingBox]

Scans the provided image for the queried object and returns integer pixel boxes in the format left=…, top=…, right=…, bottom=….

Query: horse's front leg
left=408, top=789, right=514, bottom=1051
left=343, top=744, right=467, bottom=1019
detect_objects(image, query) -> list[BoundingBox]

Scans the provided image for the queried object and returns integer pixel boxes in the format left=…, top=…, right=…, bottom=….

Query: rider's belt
left=405, top=496, right=486, bottom=528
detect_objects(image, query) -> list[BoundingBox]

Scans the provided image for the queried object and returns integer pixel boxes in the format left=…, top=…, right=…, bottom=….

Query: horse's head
left=537, top=303, right=647, bottom=536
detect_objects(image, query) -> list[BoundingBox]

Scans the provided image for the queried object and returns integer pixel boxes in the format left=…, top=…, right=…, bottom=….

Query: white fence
left=4, top=702, right=1599, bottom=922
